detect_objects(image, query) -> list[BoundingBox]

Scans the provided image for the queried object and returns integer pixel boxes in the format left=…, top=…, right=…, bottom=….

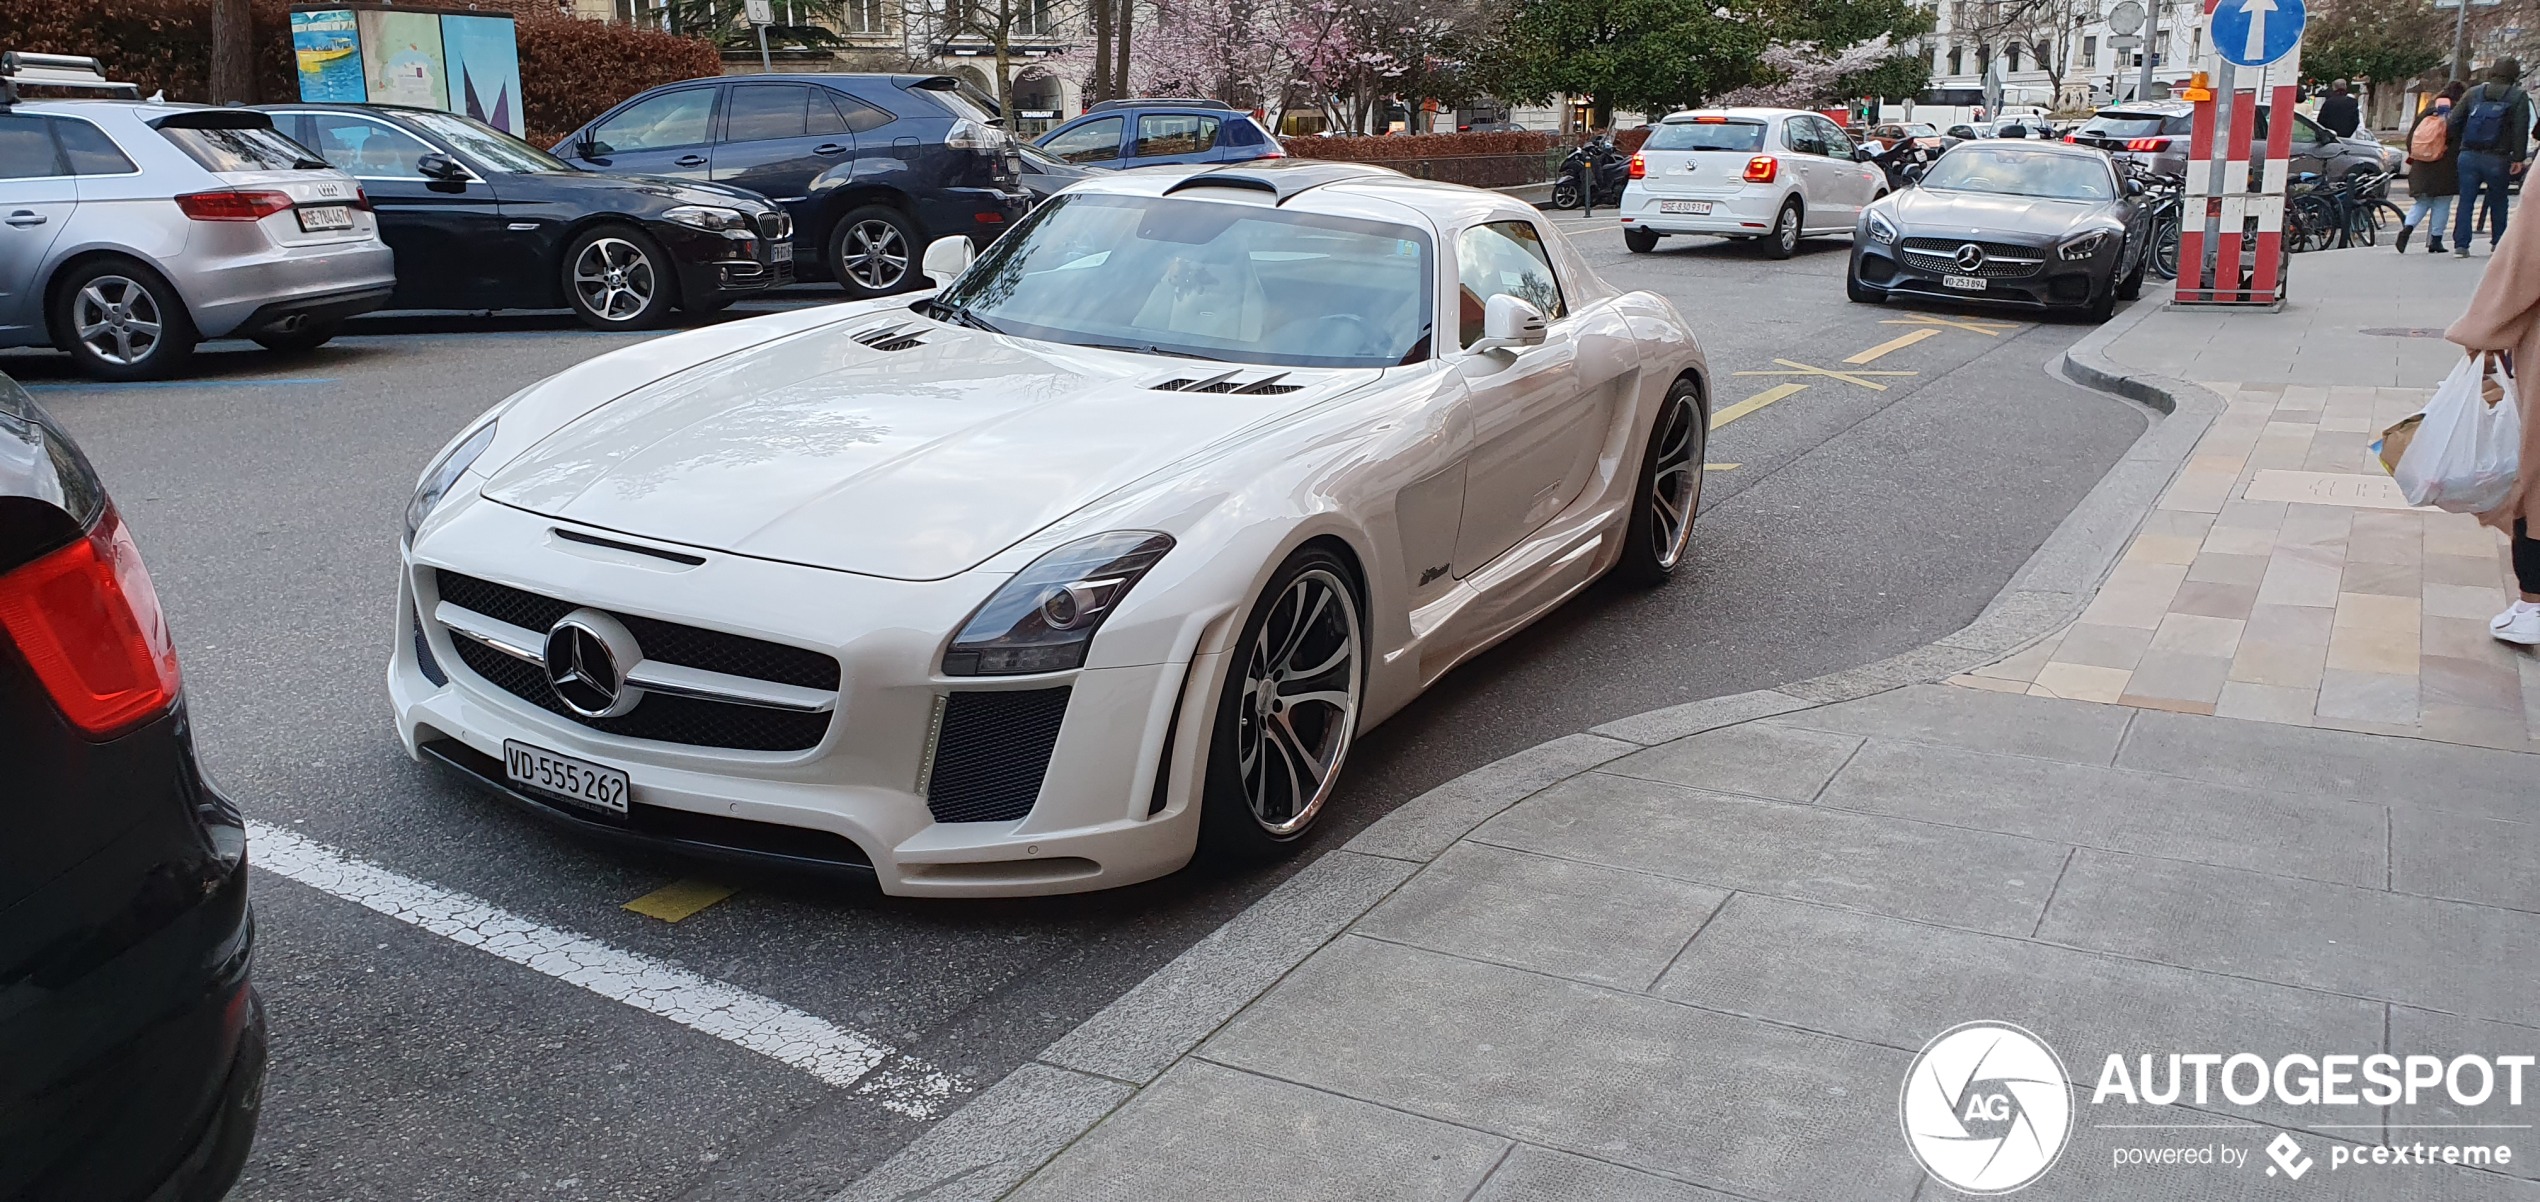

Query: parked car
left=2068, top=100, right=2393, bottom=181
left=1848, top=140, right=2152, bottom=321
left=389, top=159, right=1711, bottom=897
left=1013, top=137, right=1098, bottom=203
left=1617, top=107, right=1889, bottom=258
left=0, top=366, right=265, bottom=1200
left=1034, top=98, right=1285, bottom=171
left=550, top=73, right=1030, bottom=298
left=0, top=53, right=394, bottom=378
left=256, top=103, right=792, bottom=329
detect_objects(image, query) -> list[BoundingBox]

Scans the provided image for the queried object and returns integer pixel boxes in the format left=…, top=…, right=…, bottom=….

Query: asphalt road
left=2, top=220, right=2148, bottom=1202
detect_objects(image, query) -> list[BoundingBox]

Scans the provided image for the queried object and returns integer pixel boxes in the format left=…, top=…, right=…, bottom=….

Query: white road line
left=247, top=821, right=962, bottom=1117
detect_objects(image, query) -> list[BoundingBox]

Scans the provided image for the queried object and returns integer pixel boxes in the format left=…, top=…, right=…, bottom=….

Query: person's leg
left=2401, top=195, right=2430, bottom=250
left=2453, top=156, right=2486, bottom=250
left=2498, top=520, right=2540, bottom=644
left=2432, top=195, right=2454, bottom=251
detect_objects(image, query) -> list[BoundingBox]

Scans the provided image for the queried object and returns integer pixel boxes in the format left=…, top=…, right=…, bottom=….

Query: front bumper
left=1617, top=182, right=1785, bottom=237
left=656, top=221, right=796, bottom=304
left=390, top=501, right=1213, bottom=898
left=1851, top=236, right=2115, bottom=309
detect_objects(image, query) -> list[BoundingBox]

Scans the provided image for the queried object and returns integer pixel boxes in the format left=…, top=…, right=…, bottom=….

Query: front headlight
left=404, top=419, right=497, bottom=545
left=664, top=204, right=750, bottom=231
left=2059, top=231, right=2112, bottom=261
left=1867, top=212, right=1899, bottom=244
left=942, top=531, right=1174, bottom=676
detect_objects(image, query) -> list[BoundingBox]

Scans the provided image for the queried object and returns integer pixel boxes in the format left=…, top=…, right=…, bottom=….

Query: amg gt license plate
left=772, top=241, right=793, bottom=262
left=1659, top=200, right=1712, bottom=215
left=504, top=740, right=630, bottom=815
left=296, top=205, right=355, bottom=232
left=1942, top=275, right=1989, bottom=291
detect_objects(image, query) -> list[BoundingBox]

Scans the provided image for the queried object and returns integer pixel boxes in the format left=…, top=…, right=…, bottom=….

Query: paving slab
left=2390, top=809, right=2540, bottom=913
left=2382, top=1007, right=2540, bottom=1183
left=2113, top=709, right=2539, bottom=819
left=1354, top=842, right=1727, bottom=990
left=1600, top=722, right=1864, bottom=802
left=1770, top=682, right=2134, bottom=765
left=1469, top=1145, right=1744, bottom=1202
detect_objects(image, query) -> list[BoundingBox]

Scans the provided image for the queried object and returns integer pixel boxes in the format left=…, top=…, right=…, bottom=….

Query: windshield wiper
left=1079, top=341, right=1226, bottom=362
left=928, top=300, right=1006, bottom=335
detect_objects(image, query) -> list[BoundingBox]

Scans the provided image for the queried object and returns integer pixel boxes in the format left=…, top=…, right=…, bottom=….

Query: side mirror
left=415, top=153, right=466, bottom=181
left=575, top=135, right=601, bottom=159
left=2127, top=178, right=2146, bottom=196
left=1855, top=144, right=1879, bottom=162
left=921, top=235, right=975, bottom=287
left=1470, top=294, right=1547, bottom=353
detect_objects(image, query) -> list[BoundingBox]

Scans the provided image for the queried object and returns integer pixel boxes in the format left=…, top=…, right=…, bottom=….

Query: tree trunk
left=208, top=0, right=254, bottom=104
left=1090, top=0, right=1114, bottom=102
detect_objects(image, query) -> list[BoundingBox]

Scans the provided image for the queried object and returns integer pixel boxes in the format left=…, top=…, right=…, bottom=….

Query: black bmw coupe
left=1848, top=141, right=2152, bottom=321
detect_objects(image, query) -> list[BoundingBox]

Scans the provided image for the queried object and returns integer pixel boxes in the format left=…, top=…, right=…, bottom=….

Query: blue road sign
left=2212, top=0, right=2306, bottom=67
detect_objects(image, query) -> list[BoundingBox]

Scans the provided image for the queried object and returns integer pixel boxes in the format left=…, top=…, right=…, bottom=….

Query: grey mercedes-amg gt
left=1846, top=140, right=2152, bottom=321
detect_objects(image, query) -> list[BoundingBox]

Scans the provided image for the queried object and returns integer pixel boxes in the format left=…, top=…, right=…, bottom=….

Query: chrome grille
left=1898, top=237, right=2047, bottom=279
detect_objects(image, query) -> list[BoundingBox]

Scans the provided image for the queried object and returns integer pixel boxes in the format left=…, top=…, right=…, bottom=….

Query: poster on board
left=438, top=15, right=523, bottom=135
left=357, top=9, right=449, bottom=109
left=290, top=9, right=365, bottom=102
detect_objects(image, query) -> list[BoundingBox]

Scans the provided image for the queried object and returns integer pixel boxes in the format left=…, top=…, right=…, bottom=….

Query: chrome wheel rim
left=1647, top=395, right=1701, bottom=568
left=73, top=276, right=163, bottom=366
left=1237, top=568, right=1361, bottom=836
left=1777, top=208, right=1799, bottom=251
left=572, top=237, right=656, bottom=322
left=842, top=219, right=908, bottom=290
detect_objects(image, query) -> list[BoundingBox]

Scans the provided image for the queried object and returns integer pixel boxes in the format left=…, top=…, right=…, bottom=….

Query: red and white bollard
left=2174, top=0, right=2301, bottom=307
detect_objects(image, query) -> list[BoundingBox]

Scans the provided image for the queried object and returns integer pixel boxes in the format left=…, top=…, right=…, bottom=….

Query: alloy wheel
left=72, top=276, right=164, bottom=366
left=1645, top=395, right=1701, bottom=569
left=571, top=237, right=656, bottom=323
left=1777, top=208, right=1799, bottom=253
left=1236, top=568, right=1362, bottom=836
left=842, top=220, right=909, bottom=291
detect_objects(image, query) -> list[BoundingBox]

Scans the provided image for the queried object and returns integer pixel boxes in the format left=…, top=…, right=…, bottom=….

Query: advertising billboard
left=290, top=9, right=366, bottom=102
left=439, top=14, right=524, bottom=135
left=357, top=9, right=449, bottom=110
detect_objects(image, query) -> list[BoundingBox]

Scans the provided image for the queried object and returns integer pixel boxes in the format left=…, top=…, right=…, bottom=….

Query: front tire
left=1624, top=227, right=1659, bottom=253
left=2083, top=281, right=2119, bottom=322
left=1765, top=199, right=1802, bottom=259
left=53, top=259, right=197, bottom=381
left=1550, top=178, right=1581, bottom=210
left=1614, top=379, right=1704, bottom=586
left=827, top=204, right=920, bottom=298
left=1198, top=547, right=1365, bottom=863
left=2114, top=247, right=2148, bottom=301
left=1846, top=266, right=1885, bottom=304
left=563, top=225, right=678, bottom=330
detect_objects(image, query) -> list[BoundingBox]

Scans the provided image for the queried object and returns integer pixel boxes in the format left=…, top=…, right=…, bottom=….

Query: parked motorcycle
left=1867, top=137, right=1941, bottom=191
left=1551, top=135, right=1628, bottom=210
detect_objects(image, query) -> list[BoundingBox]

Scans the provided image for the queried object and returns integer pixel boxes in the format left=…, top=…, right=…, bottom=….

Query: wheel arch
left=557, top=219, right=686, bottom=312
left=41, top=248, right=193, bottom=352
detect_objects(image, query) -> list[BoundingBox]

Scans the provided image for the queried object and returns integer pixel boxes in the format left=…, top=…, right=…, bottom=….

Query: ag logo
left=1900, top=1022, right=2072, bottom=1194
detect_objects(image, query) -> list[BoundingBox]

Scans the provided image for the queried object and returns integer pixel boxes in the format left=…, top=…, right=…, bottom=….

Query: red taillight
left=2125, top=137, right=2170, bottom=152
left=973, top=211, right=1004, bottom=223
left=1259, top=143, right=1286, bottom=158
left=1695, top=115, right=1726, bottom=124
left=0, top=510, right=182, bottom=738
left=1743, top=155, right=1778, bottom=183
left=2064, top=134, right=2079, bottom=144
left=174, top=189, right=294, bottom=222
left=352, top=185, right=371, bottom=211
left=1628, top=153, right=1646, bottom=179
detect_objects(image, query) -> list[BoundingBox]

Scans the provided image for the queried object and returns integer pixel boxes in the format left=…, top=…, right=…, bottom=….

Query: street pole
left=747, top=0, right=774, bottom=71
left=2138, top=0, right=2159, bottom=103
left=2452, top=0, right=2470, bottom=82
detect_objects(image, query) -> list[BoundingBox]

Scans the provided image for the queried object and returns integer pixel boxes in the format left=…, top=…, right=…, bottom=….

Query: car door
left=0, top=115, right=74, bottom=343
left=1447, top=218, right=1613, bottom=576
left=282, top=111, right=509, bottom=309
left=1126, top=112, right=1222, bottom=169
left=570, top=85, right=720, bottom=181
left=1040, top=115, right=1126, bottom=168
left=711, top=82, right=851, bottom=220
left=1778, top=116, right=1828, bottom=223
left=1810, top=115, right=1879, bottom=221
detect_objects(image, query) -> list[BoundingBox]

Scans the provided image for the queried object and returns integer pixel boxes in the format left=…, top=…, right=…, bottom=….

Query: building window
left=2006, top=44, right=2020, bottom=71
left=844, top=0, right=886, bottom=33
left=2083, top=35, right=2096, bottom=67
left=1977, top=44, right=1991, bottom=72
left=1949, top=45, right=1963, bottom=76
left=1014, top=0, right=1054, bottom=34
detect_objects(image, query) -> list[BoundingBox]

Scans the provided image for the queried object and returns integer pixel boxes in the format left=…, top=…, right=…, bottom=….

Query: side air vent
left=923, top=688, right=1072, bottom=824
left=852, top=323, right=928, bottom=352
left=1152, top=370, right=1302, bottom=395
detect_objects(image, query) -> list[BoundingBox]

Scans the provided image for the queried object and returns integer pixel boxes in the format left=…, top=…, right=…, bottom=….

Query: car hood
left=1884, top=188, right=2114, bottom=240
left=478, top=323, right=1366, bottom=580
left=539, top=170, right=775, bottom=211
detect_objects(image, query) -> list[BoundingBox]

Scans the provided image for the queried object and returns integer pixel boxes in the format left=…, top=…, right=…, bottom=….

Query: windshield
left=2079, top=112, right=2180, bottom=140
left=1923, top=148, right=2115, bottom=200
left=1644, top=120, right=1765, bottom=152
left=400, top=111, right=571, bottom=173
left=934, top=192, right=1433, bottom=369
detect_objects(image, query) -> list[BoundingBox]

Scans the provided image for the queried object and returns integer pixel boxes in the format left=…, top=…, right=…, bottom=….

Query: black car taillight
left=0, top=508, right=182, bottom=738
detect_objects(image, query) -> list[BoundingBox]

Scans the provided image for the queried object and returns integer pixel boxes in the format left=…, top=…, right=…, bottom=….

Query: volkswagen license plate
left=1942, top=275, right=1989, bottom=291
left=1659, top=200, right=1712, bottom=215
left=296, top=204, right=354, bottom=232
left=504, top=740, right=630, bottom=815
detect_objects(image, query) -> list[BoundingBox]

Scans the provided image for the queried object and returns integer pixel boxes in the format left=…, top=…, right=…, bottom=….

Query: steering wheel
left=1285, top=312, right=1383, bottom=356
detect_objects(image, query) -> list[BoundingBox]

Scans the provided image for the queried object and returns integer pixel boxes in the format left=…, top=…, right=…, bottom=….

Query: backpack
left=2411, top=110, right=2448, bottom=161
left=2463, top=85, right=2514, bottom=150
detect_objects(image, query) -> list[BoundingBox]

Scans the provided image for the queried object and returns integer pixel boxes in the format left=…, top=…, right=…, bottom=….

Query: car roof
left=1660, top=107, right=1811, bottom=122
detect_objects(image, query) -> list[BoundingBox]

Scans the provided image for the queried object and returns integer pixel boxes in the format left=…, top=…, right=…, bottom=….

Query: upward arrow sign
left=2241, top=0, right=2277, bottom=62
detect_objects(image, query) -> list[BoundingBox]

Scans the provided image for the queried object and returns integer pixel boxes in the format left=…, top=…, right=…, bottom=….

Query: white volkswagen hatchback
left=1618, top=108, right=1889, bottom=258
left=392, top=160, right=1712, bottom=896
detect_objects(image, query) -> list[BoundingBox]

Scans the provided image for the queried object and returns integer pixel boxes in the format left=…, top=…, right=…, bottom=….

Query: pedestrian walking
left=2449, top=58, right=2531, bottom=256
left=2318, top=80, right=2361, bottom=138
left=2443, top=199, right=2540, bottom=644
left=2400, top=83, right=2465, bottom=254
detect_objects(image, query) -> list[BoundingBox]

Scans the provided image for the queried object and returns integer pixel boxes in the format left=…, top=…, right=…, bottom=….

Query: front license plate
left=504, top=740, right=630, bottom=815
left=772, top=241, right=793, bottom=262
left=296, top=205, right=354, bottom=232
left=1942, top=275, right=1989, bottom=291
left=1658, top=199, right=1713, bottom=215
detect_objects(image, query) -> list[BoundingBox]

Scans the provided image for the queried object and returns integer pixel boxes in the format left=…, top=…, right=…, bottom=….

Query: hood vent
left=852, top=323, right=928, bottom=352
left=1152, top=370, right=1301, bottom=395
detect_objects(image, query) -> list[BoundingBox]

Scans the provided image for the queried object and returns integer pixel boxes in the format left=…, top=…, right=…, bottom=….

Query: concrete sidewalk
left=842, top=249, right=2540, bottom=1201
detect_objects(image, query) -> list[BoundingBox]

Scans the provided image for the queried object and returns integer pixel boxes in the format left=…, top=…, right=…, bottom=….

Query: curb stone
left=830, top=295, right=2216, bottom=1202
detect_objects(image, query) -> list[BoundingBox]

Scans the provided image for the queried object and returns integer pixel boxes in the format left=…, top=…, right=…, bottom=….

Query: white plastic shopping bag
left=2390, top=353, right=2522, bottom=514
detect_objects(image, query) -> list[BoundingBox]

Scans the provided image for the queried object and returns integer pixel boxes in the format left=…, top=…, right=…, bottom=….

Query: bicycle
left=2127, top=164, right=2186, bottom=280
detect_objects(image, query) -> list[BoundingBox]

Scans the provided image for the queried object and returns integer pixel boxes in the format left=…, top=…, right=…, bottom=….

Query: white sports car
left=390, top=160, right=1712, bottom=896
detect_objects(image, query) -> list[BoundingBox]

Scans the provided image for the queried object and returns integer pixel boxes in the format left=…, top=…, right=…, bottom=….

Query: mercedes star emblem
left=1955, top=243, right=1988, bottom=272
left=543, top=608, right=645, bottom=718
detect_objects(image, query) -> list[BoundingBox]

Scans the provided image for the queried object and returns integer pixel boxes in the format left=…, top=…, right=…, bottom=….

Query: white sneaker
left=2497, top=606, right=2540, bottom=646
left=2493, top=599, right=2540, bottom=632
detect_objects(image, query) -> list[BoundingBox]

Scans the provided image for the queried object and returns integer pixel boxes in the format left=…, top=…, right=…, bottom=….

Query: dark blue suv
left=553, top=74, right=1031, bottom=297
left=1034, top=99, right=1284, bottom=171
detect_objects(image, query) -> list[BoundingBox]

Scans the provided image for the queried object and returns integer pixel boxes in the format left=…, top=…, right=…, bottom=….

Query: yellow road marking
left=624, top=879, right=738, bottom=922
left=1710, top=382, right=1806, bottom=428
left=1879, top=314, right=2021, bottom=336
left=1703, top=463, right=1740, bottom=471
left=1843, top=327, right=1943, bottom=364
left=1731, top=359, right=1917, bottom=392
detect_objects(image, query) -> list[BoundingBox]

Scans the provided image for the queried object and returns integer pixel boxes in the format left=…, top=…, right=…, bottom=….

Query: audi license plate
left=296, top=204, right=355, bottom=232
left=1658, top=200, right=1712, bottom=215
left=772, top=241, right=793, bottom=262
left=504, top=740, right=630, bottom=815
left=1942, top=275, right=1989, bottom=291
